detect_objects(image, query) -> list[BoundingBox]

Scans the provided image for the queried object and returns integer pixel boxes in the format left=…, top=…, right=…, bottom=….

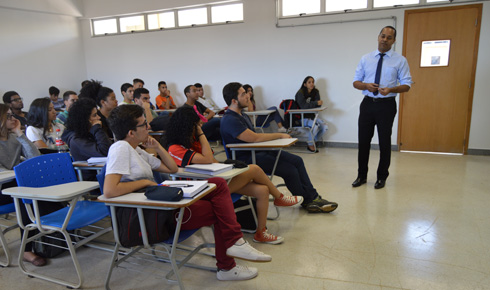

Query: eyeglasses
left=6, top=113, right=15, bottom=120
left=11, top=97, right=23, bottom=102
left=136, top=120, right=148, bottom=128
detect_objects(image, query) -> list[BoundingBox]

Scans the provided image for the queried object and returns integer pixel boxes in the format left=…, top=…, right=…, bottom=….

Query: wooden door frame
left=398, top=4, right=482, bottom=154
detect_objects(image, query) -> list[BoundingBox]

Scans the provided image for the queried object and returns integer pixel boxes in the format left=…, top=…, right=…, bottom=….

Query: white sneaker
left=226, top=241, right=272, bottom=262
left=277, top=127, right=287, bottom=133
left=217, top=265, right=258, bottom=281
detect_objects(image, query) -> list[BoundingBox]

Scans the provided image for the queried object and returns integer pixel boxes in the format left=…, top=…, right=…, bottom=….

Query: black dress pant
left=357, top=96, right=397, bottom=180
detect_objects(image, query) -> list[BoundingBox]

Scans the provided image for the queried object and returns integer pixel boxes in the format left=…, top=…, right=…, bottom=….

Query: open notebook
left=160, top=180, right=208, bottom=198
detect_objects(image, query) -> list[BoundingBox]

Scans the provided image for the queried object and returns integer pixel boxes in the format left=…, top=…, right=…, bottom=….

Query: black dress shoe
left=306, top=146, right=319, bottom=153
left=352, top=177, right=367, bottom=187
left=374, top=180, right=386, bottom=189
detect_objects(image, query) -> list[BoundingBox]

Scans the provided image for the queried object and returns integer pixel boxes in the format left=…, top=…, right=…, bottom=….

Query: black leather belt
left=364, top=96, right=395, bottom=102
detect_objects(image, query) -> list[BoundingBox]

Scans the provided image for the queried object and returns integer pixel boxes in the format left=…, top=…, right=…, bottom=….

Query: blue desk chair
left=0, top=203, right=18, bottom=267
left=96, top=166, right=216, bottom=290
left=12, top=153, right=111, bottom=288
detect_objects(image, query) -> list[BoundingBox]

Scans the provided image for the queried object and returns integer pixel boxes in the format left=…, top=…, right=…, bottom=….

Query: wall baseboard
left=293, top=141, right=490, bottom=156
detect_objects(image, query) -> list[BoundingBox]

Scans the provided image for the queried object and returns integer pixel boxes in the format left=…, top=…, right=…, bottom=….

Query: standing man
left=352, top=26, right=412, bottom=189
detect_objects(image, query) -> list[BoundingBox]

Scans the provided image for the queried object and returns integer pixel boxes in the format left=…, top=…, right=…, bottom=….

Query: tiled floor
left=1, top=147, right=490, bottom=290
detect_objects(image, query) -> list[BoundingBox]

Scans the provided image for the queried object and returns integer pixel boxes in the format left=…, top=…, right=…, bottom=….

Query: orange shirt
left=155, top=94, right=176, bottom=110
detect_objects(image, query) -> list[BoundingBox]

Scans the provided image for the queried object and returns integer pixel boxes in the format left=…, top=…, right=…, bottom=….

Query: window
left=148, top=11, right=176, bottom=29
left=326, top=0, right=367, bottom=12
left=119, top=15, right=145, bottom=32
left=93, top=18, right=117, bottom=35
left=282, top=0, right=320, bottom=17
left=373, top=0, right=418, bottom=7
left=212, top=3, right=243, bottom=23
left=178, top=7, right=208, bottom=27
left=90, top=1, right=243, bottom=37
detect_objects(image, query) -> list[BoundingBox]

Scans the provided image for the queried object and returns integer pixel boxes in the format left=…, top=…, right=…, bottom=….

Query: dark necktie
left=373, top=53, right=385, bottom=96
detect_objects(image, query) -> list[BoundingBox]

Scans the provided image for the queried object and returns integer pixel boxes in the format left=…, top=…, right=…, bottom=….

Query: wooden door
left=398, top=4, right=482, bottom=154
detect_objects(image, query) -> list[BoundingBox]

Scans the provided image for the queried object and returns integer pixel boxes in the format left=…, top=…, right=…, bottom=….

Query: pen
left=161, top=184, right=194, bottom=188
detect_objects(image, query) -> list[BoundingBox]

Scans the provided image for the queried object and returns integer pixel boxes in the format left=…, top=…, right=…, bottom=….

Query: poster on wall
left=420, top=40, right=451, bottom=67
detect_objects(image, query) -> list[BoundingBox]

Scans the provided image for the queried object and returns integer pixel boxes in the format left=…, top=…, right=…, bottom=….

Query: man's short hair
left=108, top=105, right=144, bottom=141
left=380, top=26, right=397, bottom=39
left=96, top=87, right=114, bottom=107
left=2, top=91, right=19, bottom=104
left=49, top=86, right=60, bottom=96
left=184, top=85, right=193, bottom=97
left=158, top=81, right=166, bottom=87
left=133, top=88, right=149, bottom=100
left=121, top=83, right=133, bottom=93
left=222, top=82, right=242, bottom=106
left=133, top=78, right=144, bottom=85
left=62, top=91, right=77, bottom=101
left=194, top=83, right=203, bottom=88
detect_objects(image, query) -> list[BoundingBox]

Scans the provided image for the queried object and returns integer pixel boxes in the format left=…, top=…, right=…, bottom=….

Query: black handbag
left=144, top=185, right=183, bottom=202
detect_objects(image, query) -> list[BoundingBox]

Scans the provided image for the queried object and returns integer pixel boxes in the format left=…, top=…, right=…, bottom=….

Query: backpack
left=279, top=99, right=302, bottom=129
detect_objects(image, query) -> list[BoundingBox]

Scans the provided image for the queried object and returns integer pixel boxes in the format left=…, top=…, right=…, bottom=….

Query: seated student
left=195, top=83, right=220, bottom=111
left=2, top=91, right=28, bottom=131
left=62, top=98, right=112, bottom=181
left=49, top=86, right=65, bottom=112
left=183, top=85, right=221, bottom=141
left=220, top=82, right=338, bottom=214
left=26, top=98, right=65, bottom=148
left=96, top=87, right=118, bottom=139
left=55, top=91, right=78, bottom=125
left=1, top=104, right=63, bottom=267
left=104, top=104, right=271, bottom=280
left=243, top=84, right=287, bottom=133
left=133, top=78, right=156, bottom=110
left=166, top=107, right=303, bottom=244
left=294, top=76, right=328, bottom=153
left=155, top=81, right=177, bottom=111
left=119, top=83, right=134, bottom=105
left=133, top=88, right=158, bottom=124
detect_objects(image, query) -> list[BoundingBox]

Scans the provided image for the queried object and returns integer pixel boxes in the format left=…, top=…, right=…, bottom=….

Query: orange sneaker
left=253, top=228, right=284, bottom=245
left=273, top=194, right=303, bottom=207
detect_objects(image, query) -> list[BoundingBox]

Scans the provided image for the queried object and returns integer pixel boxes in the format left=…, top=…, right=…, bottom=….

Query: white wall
left=5, top=0, right=486, bottom=150
left=0, top=1, right=86, bottom=109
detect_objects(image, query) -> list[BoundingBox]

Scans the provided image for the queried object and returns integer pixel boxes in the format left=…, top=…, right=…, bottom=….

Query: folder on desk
left=161, top=180, right=208, bottom=198
left=184, top=163, right=233, bottom=175
left=87, top=157, right=107, bottom=165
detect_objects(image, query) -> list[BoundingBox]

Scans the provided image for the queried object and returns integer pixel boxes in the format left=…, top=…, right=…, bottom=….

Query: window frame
left=90, top=0, right=244, bottom=37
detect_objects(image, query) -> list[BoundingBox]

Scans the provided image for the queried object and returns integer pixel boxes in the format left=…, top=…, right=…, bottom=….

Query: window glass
left=426, top=0, right=447, bottom=2
left=178, top=7, right=208, bottom=27
left=282, top=0, right=320, bottom=17
left=326, top=0, right=367, bottom=12
left=374, top=0, right=418, bottom=8
left=120, top=15, right=145, bottom=32
left=212, top=3, right=243, bottom=23
left=93, top=19, right=118, bottom=35
left=148, top=11, right=176, bottom=29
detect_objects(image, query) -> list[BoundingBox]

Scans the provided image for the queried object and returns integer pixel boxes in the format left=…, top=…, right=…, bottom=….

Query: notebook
left=184, top=163, right=233, bottom=175
left=160, top=180, right=208, bottom=198
left=87, top=157, right=107, bottom=165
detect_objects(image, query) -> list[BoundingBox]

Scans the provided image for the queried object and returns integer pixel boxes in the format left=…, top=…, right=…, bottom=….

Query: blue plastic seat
left=12, top=153, right=111, bottom=288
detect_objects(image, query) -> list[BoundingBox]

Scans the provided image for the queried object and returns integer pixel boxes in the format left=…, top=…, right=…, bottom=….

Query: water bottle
left=55, top=128, right=66, bottom=153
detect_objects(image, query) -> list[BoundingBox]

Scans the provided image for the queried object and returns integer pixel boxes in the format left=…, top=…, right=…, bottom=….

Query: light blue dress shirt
left=353, top=49, right=412, bottom=98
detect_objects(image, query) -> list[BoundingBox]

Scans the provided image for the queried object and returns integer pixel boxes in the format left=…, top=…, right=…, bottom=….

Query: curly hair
left=79, top=79, right=102, bottom=102
left=66, top=98, right=97, bottom=139
left=0, top=104, right=10, bottom=138
left=165, top=106, right=201, bottom=149
left=27, top=98, right=52, bottom=140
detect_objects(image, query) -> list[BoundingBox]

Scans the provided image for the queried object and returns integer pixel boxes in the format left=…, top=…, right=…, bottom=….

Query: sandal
left=23, top=255, right=47, bottom=267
